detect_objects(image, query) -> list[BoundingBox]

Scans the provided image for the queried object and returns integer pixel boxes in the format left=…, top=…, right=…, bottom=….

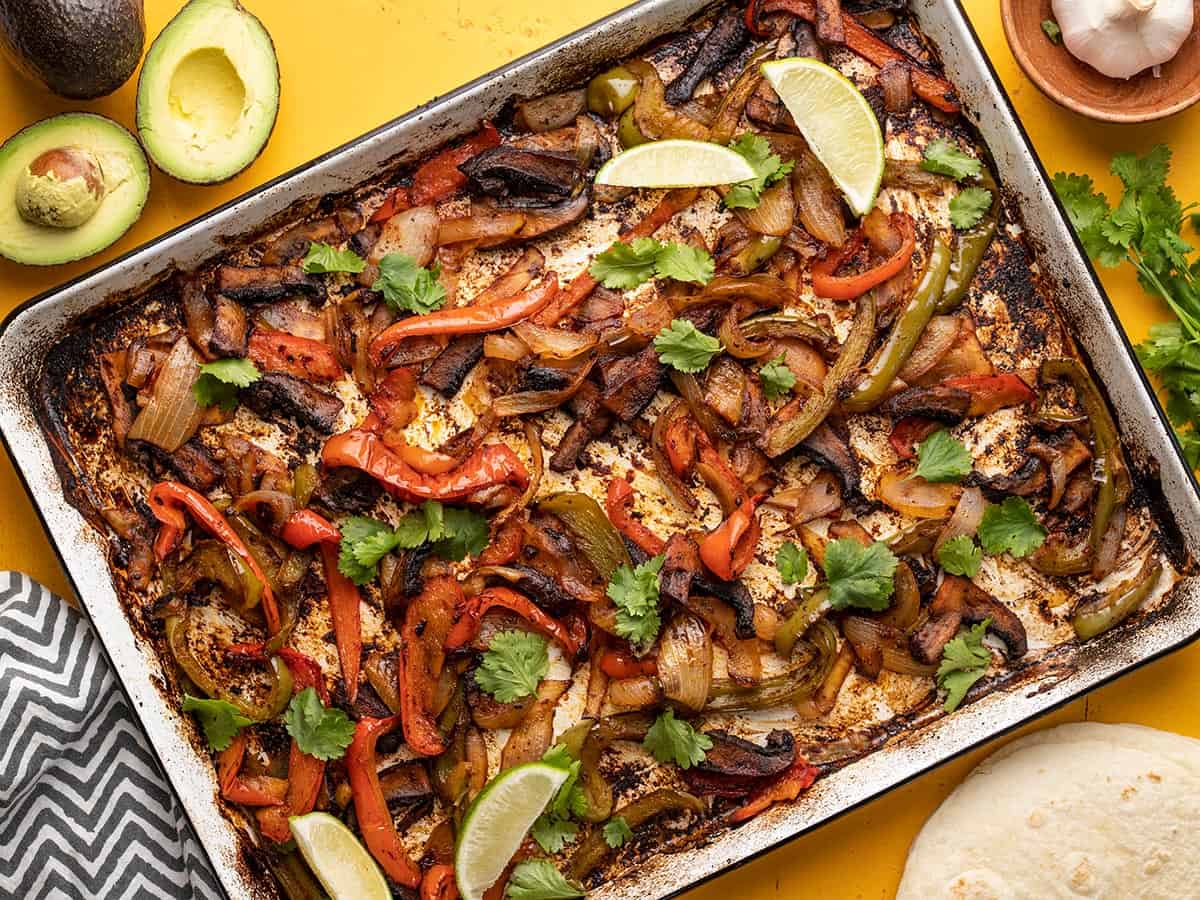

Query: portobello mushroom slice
left=664, top=8, right=750, bottom=105
left=459, top=147, right=581, bottom=202
left=260, top=209, right=364, bottom=265
left=682, top=729, right=796, bottom=797
left=421, top=335, right=485, bottom=397
left=910, top=575, right=1028, bottom=665
left=241, top=373, right=343, bottom=433
left=799, top=422, right=861, bottom=496
left=216, top=265, right=321, bottom=304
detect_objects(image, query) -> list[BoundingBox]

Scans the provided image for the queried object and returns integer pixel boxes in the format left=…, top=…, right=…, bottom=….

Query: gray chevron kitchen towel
left=0, top=572, right=223, bottom=900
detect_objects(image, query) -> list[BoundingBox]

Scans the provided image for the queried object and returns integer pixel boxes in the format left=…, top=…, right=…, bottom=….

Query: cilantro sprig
left=374, top=252, right=447, bottom=315
left=606, top=554, right=665, bottom=653
left=823, top=539, right=898, bottom=611
left=283, top=687, right=355, bottom=761
left=921, top=139, right=982, bottom=181
left=759, top=355, right=797, bottom=400
left=937, top=619, right=992, bottom=712
left=977, top=497, right=1046, bottom=558
left=1053, top=146, right=1200, bottom=465
left=643, top=708, right=712, bottom=769
left=603, top=817, right=634, bottom=848
left=192, top=358, right=261, bottom=411
left=913, top=430, right=973, bottom=483
left=950, top=187, right=993, bottom=230
left=302, top=241, right=366, bottom=274
left=531, top=743, right=588, bottom=854
left=590, top=239, right=715, bottom=290
left=775, top=541, right=808, bottom=586
left=725, top=133, right=795, bottom=209
left=653, top=319, right=723, bottom=373
left=505, top=860, right=584, bottom=900
left=182, top=695, right=252, bottom=751
left=337, top=502, right=489, bottom=584
left=475, top=631, right=549, bottom=703
left=937, top=534, right=983, bottom=578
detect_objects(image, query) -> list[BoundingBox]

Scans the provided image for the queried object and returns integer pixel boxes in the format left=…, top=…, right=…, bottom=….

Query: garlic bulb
left=1051, top=0, right=1194, bottom=80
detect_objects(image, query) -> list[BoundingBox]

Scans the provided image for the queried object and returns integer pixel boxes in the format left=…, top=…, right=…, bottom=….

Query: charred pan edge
left=2, top=1, right=1200, bottom=900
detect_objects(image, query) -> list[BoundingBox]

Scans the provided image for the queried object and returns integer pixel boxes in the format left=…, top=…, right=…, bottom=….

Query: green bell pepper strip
left=1073, top=561, right=1162, bottom=640
left=538, top=491, right=634, bottom=580
left=569, top=789, right=705, bottom=881
left=938, top=172, right=1000, bottom=314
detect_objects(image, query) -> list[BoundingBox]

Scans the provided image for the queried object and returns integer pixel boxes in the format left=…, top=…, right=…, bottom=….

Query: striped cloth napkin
left=0, top=572, right=223, bottom=900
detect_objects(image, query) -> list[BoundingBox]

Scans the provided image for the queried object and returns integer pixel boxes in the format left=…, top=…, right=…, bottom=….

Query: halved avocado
left=136, top=0, right=279, bottom=185
left=0, top=112, right=150, bottom=266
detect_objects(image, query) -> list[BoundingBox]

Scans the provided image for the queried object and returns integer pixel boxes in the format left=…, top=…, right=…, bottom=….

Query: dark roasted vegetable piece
left=421, top=335, right=485, bottom=397
left=459, top=147, right=580, bottom=201
left=664, top=8, right=750, bottom=105
left=133, top=439, right=221, bottom=492
left=210, top=295, right=249, bottom=358
left=687, top=729, right=796, bottom=794
left=882, top=384, right=971, bottom=423
left=1073, top=559, right=1163, bottom=640
left=798, top=422, right=861, bottom=496
left=313, top=467, right=382, bottom=514
left=378, top=761, right=434, bottom=814
left=261, top=210, right=363, bottom=265
left=215, top=266, right=321, bottom=303
left=910, top=575, right=1028, bottom=664
left=598, top=345, right=666, bottom=421
left=480, top=564, right=578, bottom=618
left=570, top=789, right=705, bottom=881
left=241, top=373, right=344, bottom=433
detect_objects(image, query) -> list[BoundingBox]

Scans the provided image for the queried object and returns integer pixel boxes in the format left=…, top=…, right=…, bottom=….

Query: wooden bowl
left=1001, top=0, right=1200, bottom=123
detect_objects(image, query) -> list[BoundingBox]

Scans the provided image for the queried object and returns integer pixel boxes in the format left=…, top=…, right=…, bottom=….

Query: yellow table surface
left=1, top=2, right=1197, bottom=896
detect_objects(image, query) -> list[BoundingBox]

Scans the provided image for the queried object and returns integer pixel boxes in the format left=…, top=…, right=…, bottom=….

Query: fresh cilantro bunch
left=338, top=501, right=489, bottom=584
left=374, top=252, right=447, bottom=315
left=606, top=554, right=665, bottom=653
left=590, top=239, right=715, bottom=290
left=642, top=708, right=712, bottom=769
left=302, top=241, right=366, bottom=274
left=192, top=358, right=261, bottom=411
left=475, top=631, right=549, bottom=702
left=937, top=619, right=992, bottom=712
left=725, top=134, right=795, bottom=209
left=1053, top=145, right=1200, bottom=465
left=653, top=319, right=723, bottom=373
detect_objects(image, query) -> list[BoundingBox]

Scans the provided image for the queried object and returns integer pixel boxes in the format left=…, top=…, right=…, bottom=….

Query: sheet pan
left=2, top=1, right=1200, bottom=897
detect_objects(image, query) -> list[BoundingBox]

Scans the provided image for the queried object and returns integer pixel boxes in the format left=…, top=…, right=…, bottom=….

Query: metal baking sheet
left=2, top=2, right=1200, bottom=898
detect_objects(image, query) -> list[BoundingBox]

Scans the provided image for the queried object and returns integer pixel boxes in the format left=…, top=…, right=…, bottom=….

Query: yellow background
left=0, top=2, right=1196, bottom=896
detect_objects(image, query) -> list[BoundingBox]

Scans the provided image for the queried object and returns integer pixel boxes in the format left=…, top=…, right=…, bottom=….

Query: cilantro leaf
left=1041, top=19, right=1061, bottom=43
left=654, top=242, right=715, bottom=285
left=603, top=817, right=634, bottom=848
left=532, top=815, right=579, bottom=854
left=642, top=708, right=712, bottom=769
left=1051, top=172, right=1125, bottom=266
left=337, top=516, right=394, bottom=584
left=759, top=355, right=797, bottom=400
left=1112, top=144, right=1171, bottom=193
left=776, top=541, right=808, bottom=586
left=914, top=429, right=973, bottom=483
left=182, top=695, right=253, bottom=751
left=823, top=539, right=898, bottom=611
left=590, top=238, right=663, bottom=290
left=653, top=319, right=723, bottom=373
left=192, top=358, right=261, bottom=411
left=374, top=252, right=447, bottom=315
left=607, top=554, right=665, bottom=653
left=431, top=506, right=489, bottom=561
left=541, top=743, right=589, bottom=820
left=725, top=133, right=795, bottom=209
left=921, top=139, right=982, bottom=181
left=302, top=241, right=366, bottom=274
left=949, top=187, right=993, bottom=230
left=505, top=860, right=584, bottom=900
left=338, top=503, right=487, bottom=584
left=936, top=535, right=983, bottom=578
left=1137, top=320, right=1189, bottom=371
left=978, top=497, right=1047, bottom=558
left=541, top=743, right=576, bottom=772
left=475, top=631, right=549, bottom=702
left=937, top=619, right=992, bottom=712
left=283, top=687, right=355, bottom=761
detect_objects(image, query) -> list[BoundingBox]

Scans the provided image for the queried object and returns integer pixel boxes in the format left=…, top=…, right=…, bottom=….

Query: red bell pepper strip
left=729, top=756, right=819, bottom=823
left=370, top=186, right=413, bottom=224
left=943, top=373, right=1037, bottom=417
left=410, top=122, right=501, bottom=207
left=248, top=328, right=344, bottom=382
left=444, top=586, right=582, bottom=657
left=277, top=647, right=329, bottom=702
left=278, top=509, right=362, bottom=704
left=695, top=435, right=749, bottom=514
left=889, top=415, right=940, bottom=461
left=347, top=715, right=422, bottom=887
left=534, top=188, right=700, bottom=326
left=218, top=732, right=287, bottom=807
left=605, top=478, right=666, bottom=556
left=369, top=367, right=420, bottom=433
left=812, top=214, right=917, bottom=300
left=749, top=0, right=961, bottom=114
left=663, top=414, right=697, bottom=477
left=370, top=278, right=559, bottom=366
left=148, top=482, right=281, bottom=635
left=478, top=516, right=525, bottom=566
left=400, top=577, right=459, bottom=756
left=599, top=648, right=658, bottom=679
left=322, top=429, right=529, bottom=504
left=699, top=495, right=763, bottom=582
left=421, top=864, right=460, bottom=900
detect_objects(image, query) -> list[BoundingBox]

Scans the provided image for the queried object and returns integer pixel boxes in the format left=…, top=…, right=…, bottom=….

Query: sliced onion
left=772, top=338, right=828, bottom=393
left=656, top=614, right=712, bottom=714
left=471, top=247, right=545, bottom=305
left=798, top=639, right=855, bottom=717
left=911, top=317, right=994, bottom=386
left=877, top=562, right=921, bottom=632
left=493, top=358, right=594, bottom=417
left=934, top=486, right=985, bottom=554
left=512, top=322, right=597, bottom=360
left=882, top=159, right=953, bottom=193
left=256, top=300, right=327, bottom=342
left=877, top=470, right=962, bottom=519
left=693, top=274, right=795, bottom=309
left=126, top=337, right=206, bottom=453
left=500, top=680, right=570, bottom=769
left=703, top=357, right=747, bottom=426
left=739, top=312, right=835, bottom=350
left=736, top=179, right=795, bottom=237
left=363, top=652, right=401, bottom=714
left=879, top=60, right=913, bottom=115
left=650, top=399, right=699, bottom=512
left=439, top=210, right=526, bottom=246
left=680, top=592, right=761, bottom=685
left=370, top=206, right=438, bottom=266
left=670, top=370, right=737, bottom=445
left=483, top=332, right=530, bottom=362
left=719, top=305, right=774, bottom=360
left=897, top=315, right=959, bottom=383
left=791, top=150, right=847, bottom=247
left=607, top=675, right=664, bottom=710
left=843, top=616, right=936, bottom=677
left=1093, top=504, right=1127, bottom=581
left=767, top=471, right=842, bottom=524
left=233, top=490, right=297, bottom=533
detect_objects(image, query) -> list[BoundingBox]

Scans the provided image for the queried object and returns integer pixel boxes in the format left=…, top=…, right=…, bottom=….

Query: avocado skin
left=0, top=0, right=145, bottom=100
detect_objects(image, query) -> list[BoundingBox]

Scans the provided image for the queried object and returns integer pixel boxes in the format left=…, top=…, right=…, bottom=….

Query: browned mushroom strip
left=911, top=575, right=1028, bottom=664
left=216, top=266, right=321, bottom=303
left=241, top=373, right=344, bottom=433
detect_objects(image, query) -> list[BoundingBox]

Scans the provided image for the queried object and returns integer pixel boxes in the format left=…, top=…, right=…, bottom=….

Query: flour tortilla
left=896, top=723, right=1200, bottom=900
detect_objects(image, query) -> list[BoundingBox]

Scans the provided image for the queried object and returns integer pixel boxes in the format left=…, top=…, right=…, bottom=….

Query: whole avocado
left=0, top=0, right=145, bottom=100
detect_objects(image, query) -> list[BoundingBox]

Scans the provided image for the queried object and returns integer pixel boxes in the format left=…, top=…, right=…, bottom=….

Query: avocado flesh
left=0, top=0, right=145, bottom=100
left=137, top=0, right=279, bottom=185
left=0, top=113, right=149, bottom=266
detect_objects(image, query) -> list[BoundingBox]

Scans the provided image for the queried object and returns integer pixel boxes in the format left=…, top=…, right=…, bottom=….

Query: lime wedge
left=595, top=138, right=758, bottom=188
left=455, top=762, right=568, bottom=900
left=761, top=58, right=885, bottom=216
left=289, top=812, right=391, bottom=900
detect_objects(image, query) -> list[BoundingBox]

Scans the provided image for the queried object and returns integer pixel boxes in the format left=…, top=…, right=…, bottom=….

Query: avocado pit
left=15, top=146, right=106, bottom=228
